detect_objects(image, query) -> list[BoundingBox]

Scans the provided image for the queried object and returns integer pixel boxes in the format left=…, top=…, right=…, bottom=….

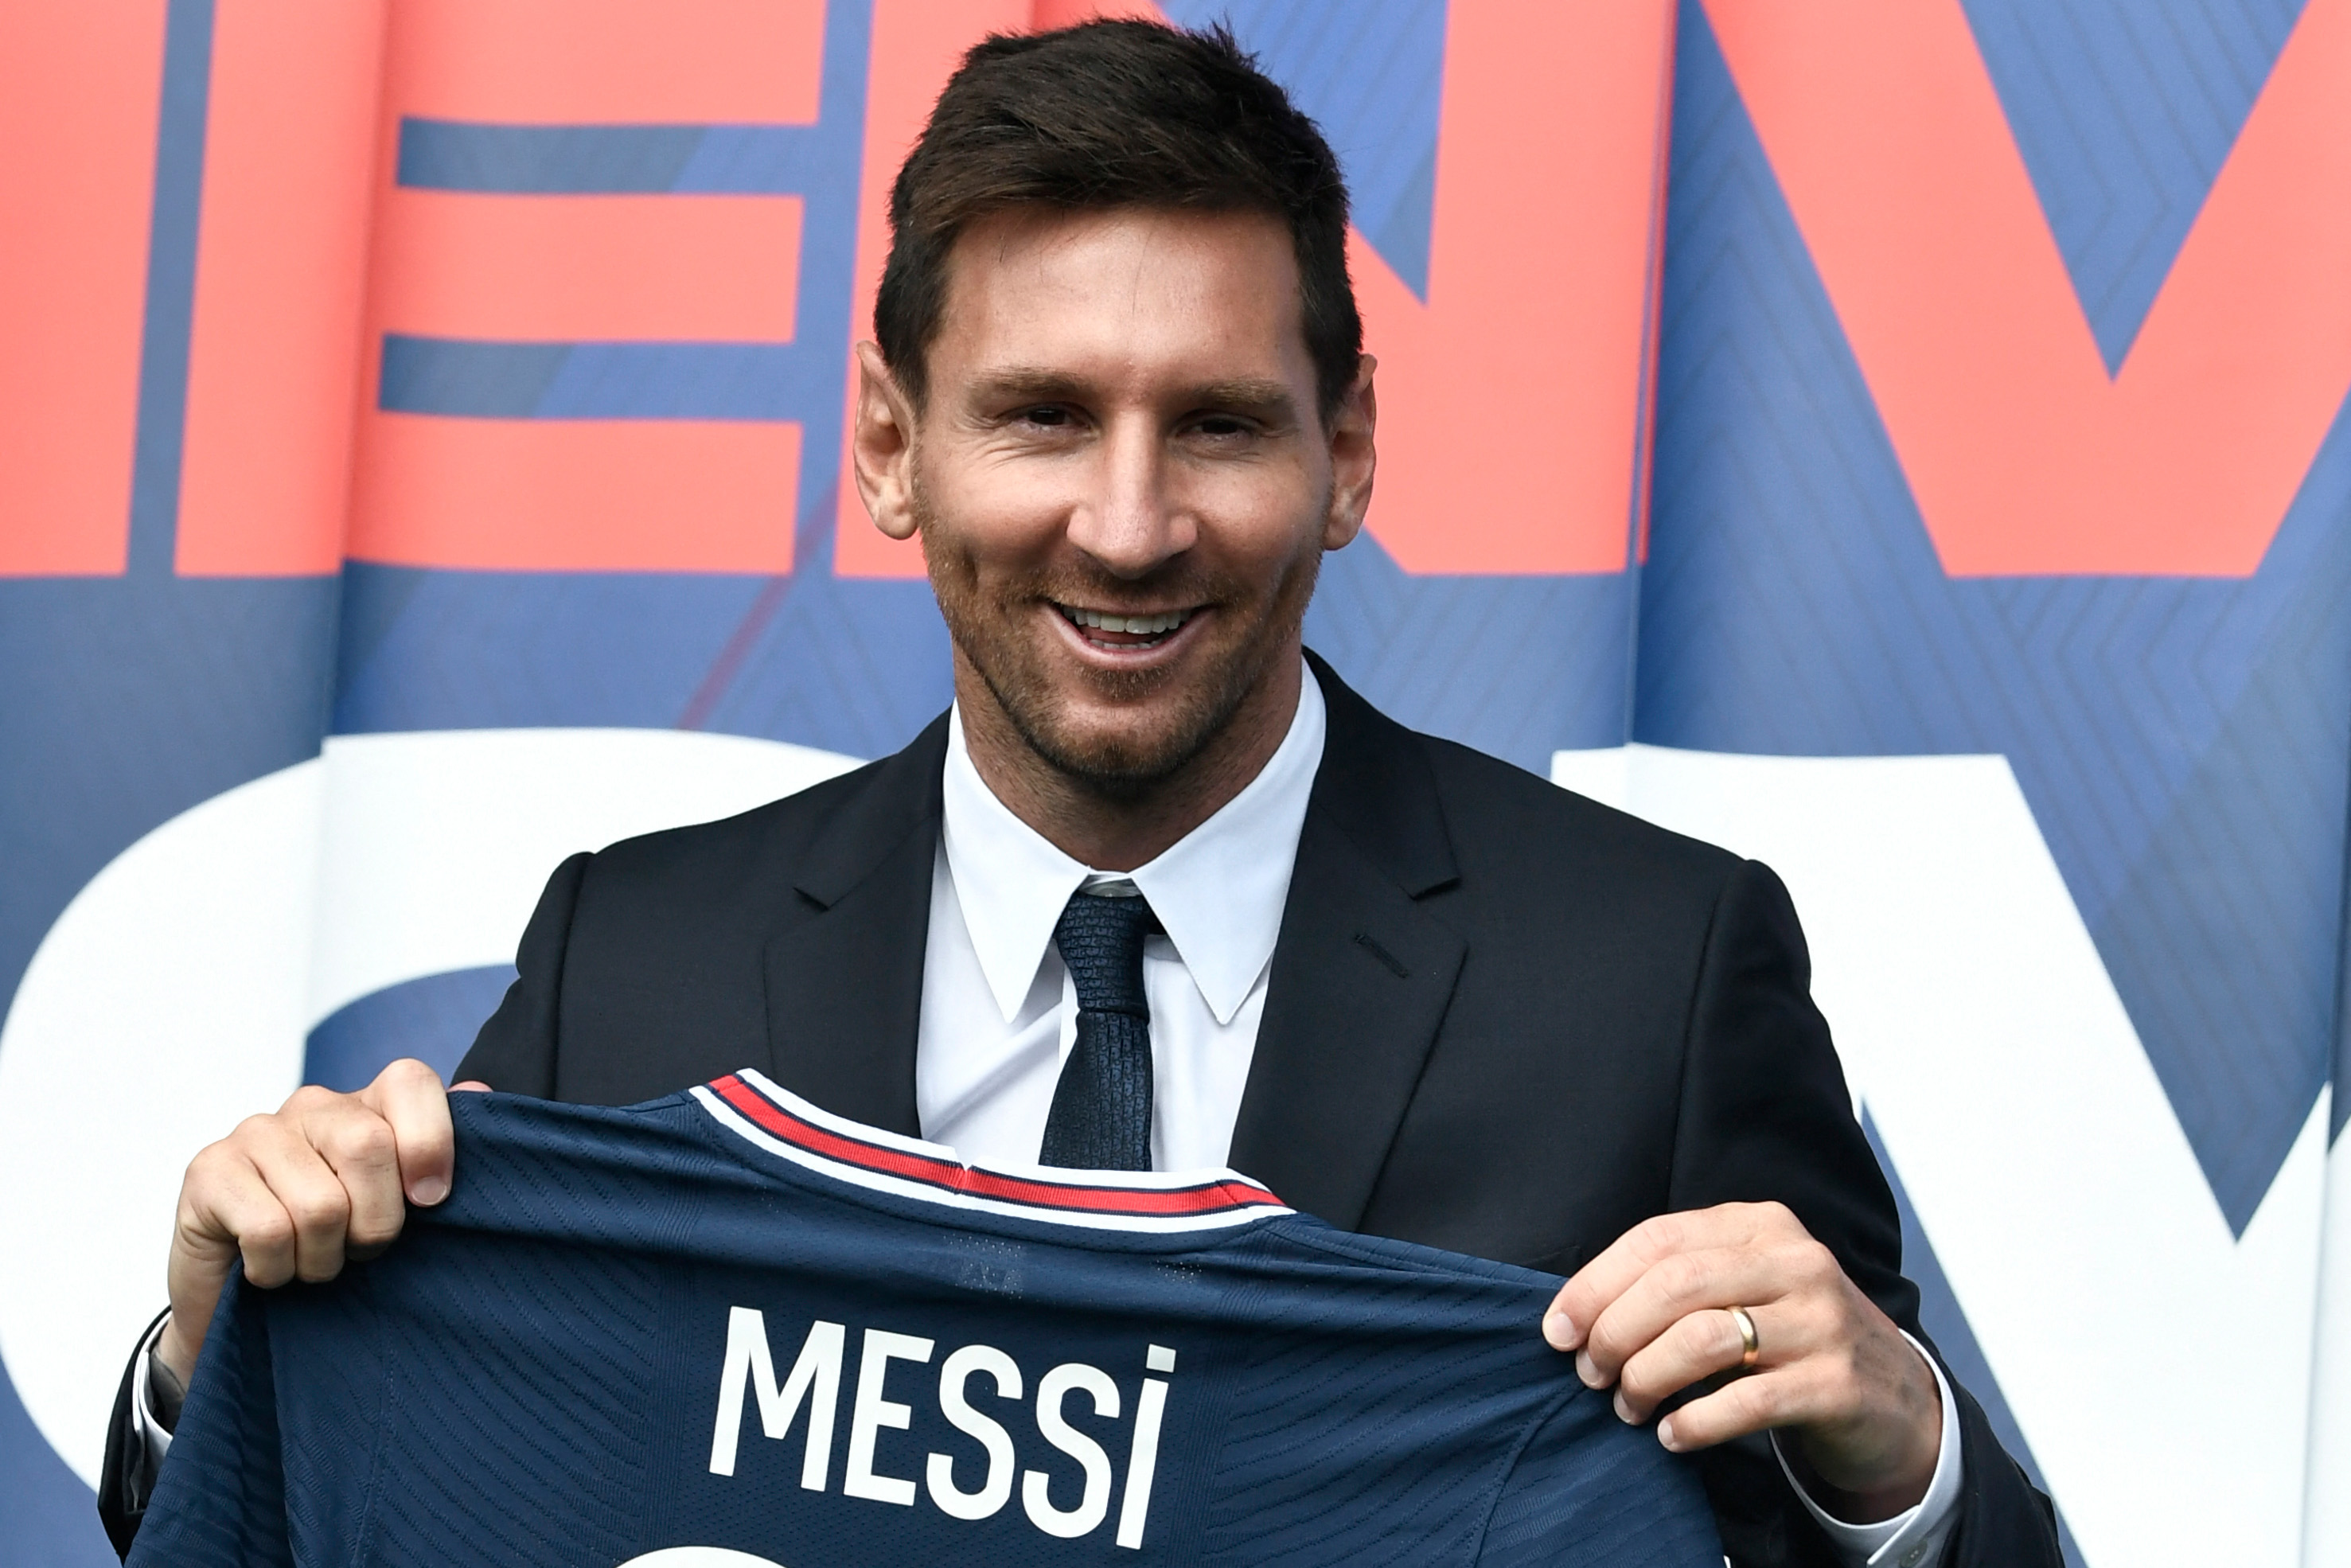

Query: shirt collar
left=940, top=661, right=1327, bottom=1027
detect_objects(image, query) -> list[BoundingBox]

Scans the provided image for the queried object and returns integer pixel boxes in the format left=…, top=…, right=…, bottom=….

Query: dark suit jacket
left=104, top=653, right=2060, bottom=1566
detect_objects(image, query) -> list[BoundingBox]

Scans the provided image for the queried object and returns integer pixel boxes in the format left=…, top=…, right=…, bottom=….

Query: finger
left=162, top=1146, right=285, bottom=1383
left=1655, top=1361, right=1831, bottom=1454
left=1614, top=1301, right=1777, bottom=1424
left=1545, top=1203, right=1782, bottom=1352
left=287, top=1089, right=405, bottom=1255
left=174, top=1138, right=295, bottom=1293
left=360, top=1058, right=456, bottom=1206
left=1579, top=1244, right=1794, bottom=1388
left=164, top=1132, right=309, bottom=1381
left=239, top=1112, right=357, bottom=1283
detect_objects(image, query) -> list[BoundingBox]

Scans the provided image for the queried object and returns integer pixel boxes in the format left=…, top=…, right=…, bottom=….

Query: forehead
left=932, top=206, right=1310, bottom=391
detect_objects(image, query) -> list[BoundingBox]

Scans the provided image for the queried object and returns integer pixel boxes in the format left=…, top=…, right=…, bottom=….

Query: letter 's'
left=1023, top=1363, right=1121, bottom=1539
left=927, top=1344, right=1023, bottom=1520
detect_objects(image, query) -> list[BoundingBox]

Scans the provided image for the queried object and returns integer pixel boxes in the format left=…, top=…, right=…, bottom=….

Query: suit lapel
left=1226, top=655, right=1466, bottom=1229
left=760, top=657, right=1470, bottom=1187
left=760, top=712, right=949, bottom=1137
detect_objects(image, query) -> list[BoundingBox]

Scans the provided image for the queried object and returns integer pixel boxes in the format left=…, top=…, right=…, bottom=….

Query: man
left=103, top=20, right=2060, bottom=1566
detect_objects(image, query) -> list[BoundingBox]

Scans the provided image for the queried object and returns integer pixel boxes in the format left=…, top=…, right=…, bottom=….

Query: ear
left=852, top=341, right=921, bottom=540
left=1321, top=353, right=1377, bottom=551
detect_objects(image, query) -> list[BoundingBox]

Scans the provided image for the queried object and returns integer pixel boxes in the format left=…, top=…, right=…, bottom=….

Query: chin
left=1009, top=685, right=1234, bottom=794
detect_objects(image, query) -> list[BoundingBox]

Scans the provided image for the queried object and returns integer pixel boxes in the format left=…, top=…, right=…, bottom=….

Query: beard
left=915, top=474, right=1324, bottom=798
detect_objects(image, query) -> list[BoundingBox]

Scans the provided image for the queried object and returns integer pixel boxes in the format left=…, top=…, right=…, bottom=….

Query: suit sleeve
left=1669, top=859, right=2060, bottom=1568
left=1667, top=859, right=1909, bottom=1318
left=453, top=851, right=591, bottom=1096
left=96, top=1308, right=173, bottom=1558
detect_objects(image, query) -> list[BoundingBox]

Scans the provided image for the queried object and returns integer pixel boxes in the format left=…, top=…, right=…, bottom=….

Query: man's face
left=864, top=206, right=1370, bottom=792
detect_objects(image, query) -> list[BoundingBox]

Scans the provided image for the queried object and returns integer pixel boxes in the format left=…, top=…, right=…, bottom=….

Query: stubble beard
left=915, top=473, right=1324, bottom=801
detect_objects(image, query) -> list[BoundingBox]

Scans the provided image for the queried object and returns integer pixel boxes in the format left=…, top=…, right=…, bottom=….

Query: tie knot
left=1054, top=888, right=1160, bottom=1016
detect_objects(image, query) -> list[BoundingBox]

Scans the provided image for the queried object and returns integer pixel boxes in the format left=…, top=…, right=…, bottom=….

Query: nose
left=1063, top=415, right=1196, bottom=577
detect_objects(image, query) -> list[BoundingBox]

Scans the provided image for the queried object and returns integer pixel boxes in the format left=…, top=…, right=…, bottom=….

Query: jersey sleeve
left=122, top=1274, right=292, bottom=1568
left=1476, top=1386, right=1723, bottom=1568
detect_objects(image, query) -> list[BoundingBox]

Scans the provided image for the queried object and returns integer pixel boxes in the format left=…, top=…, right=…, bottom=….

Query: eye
left=1190, top=414, right=1255, bottom=439
left=1016, top=404, right=1073, bottom=428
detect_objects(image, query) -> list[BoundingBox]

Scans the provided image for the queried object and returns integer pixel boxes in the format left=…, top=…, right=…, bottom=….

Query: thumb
left=359, top=1059, right=458, bottom=1206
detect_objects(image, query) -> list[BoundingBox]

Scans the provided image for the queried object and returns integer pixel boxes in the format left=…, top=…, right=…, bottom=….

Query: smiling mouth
left=1053, top=603, right=1196, bottom=649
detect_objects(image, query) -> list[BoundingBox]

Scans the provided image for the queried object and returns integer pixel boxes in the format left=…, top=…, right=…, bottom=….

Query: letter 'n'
left=709, top=1307, right=846, bottom=1487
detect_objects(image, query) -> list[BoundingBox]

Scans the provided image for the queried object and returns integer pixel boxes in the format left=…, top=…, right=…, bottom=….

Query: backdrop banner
left=0, top=4, right=2342, bottom=1566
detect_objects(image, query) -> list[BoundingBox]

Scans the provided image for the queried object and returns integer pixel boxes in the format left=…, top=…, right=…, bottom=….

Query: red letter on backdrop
left=175, top=0, right=386, bottom=577
left=341, top=0, right=822, bottom=574
left=1708, top=0, right=2351, bottom=578
left=832, top=0, right=1678, bottom=579
left=0, top=2, right=166, bottom=577
left=1355, top=0, right=1676, bottom=575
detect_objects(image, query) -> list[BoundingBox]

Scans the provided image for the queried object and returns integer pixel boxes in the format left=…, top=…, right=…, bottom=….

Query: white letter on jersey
left=708, top=1309, right=844, bottom=1489
left=1023, top=1363, right=1120, bottom=1539
left=927, top=1344, right=1022, bottom=1521
left=844, top=1328, right=936, bottom=1505
left=1115, top=1345, right=1176, bottom=1550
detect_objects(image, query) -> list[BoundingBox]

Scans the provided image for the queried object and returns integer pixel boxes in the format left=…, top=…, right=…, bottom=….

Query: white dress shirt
left=916, top=665, right=1326, bottom=1169
left=138, top=658, right=1962, bottom=1561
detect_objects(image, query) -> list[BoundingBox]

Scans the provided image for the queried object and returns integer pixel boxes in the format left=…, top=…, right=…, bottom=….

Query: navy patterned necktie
left=1038, top=887, right=1161, bottom=1170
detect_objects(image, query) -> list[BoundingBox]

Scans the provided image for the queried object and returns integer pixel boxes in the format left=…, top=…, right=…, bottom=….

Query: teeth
left=1062, top=607, right=1190, bottom=635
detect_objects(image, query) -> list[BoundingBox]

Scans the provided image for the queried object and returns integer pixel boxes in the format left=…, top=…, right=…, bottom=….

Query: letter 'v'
left=1706, top=0, right=2351, bottom=577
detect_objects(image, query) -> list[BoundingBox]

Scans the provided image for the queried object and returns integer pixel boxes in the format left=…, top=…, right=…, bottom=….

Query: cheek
left=921, top=459, right=1074, bottom=572
left=1194, top=485, right=1328, bottom=586
left=1176, top=441, right=1328, bottom=540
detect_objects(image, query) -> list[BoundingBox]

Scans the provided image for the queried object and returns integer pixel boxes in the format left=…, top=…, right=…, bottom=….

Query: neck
left=956, top=646, right=1305, bottom=872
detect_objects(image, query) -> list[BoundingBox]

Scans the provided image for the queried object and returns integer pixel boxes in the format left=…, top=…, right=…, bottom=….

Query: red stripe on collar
left=707, top=1074, right=1282, bottom=1217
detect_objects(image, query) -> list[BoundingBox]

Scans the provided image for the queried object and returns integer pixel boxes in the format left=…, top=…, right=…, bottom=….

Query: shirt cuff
left=131, top=1312, right=178, bottom=1466
left=1771, top=1331, right=1963, bottom=1568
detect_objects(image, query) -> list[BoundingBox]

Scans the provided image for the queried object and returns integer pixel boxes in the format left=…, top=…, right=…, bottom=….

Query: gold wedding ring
left=1726, top=1305, right=1761, bottom=1369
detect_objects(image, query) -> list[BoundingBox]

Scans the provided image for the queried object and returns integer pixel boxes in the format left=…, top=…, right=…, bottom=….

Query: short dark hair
left=875, top=19, right=1361, bottom=419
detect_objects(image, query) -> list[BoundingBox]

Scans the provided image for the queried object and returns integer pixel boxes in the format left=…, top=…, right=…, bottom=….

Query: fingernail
left=1657, top=1416, right=1680, bottom=1451
left=1542, top=1310, right=1577, bottom=1350
left=1612, top=1391, right=1636, bottom=1425
left=1576, top=1351, right=1603, bottom=1388
left=410, top=1176, right=449, bottom=1205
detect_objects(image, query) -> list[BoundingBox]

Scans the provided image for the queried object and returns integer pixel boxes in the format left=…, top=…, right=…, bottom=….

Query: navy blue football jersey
left=131, top=1071, right=1722, bottom=1567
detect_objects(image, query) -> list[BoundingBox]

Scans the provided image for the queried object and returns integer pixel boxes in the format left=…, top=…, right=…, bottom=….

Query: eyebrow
left=967, top=369, right=1299, bottom=421
left=1187, top=378, right=1299, bottom=420
left=967, top=368, right=1090, bottom=405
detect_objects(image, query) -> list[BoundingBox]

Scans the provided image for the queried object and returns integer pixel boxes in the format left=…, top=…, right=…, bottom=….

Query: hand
left=1542, top=1201, right=1943, bottom=1523
left=156, top=1060, right=485, bottom=1386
